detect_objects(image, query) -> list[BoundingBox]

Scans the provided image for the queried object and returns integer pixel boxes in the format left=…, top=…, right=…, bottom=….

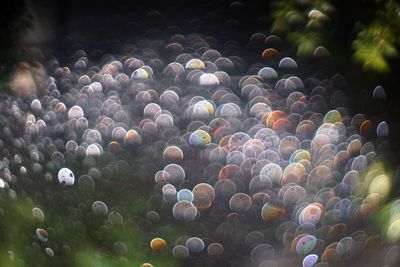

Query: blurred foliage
left=269, top=0, right=400, bottom=72
left=0, top=161, right=185, bottom=267
left=270, top=0, right=334, bottom=57
left=353, top=23, right=398, bottom=73
left=353, top=0, right=400, bottom=72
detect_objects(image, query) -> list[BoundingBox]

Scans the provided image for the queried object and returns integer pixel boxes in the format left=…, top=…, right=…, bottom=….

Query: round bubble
left=36, top=228, right=48, bottom=242
left=162, top=183, right=177, bottom=201
left=189, top=130, right=211, bottom=146
left=186, top=59, right=205, bottom=69
left=260, top=163, right=282, bottom=185
left=261, top=203, right=285, bottom=221
left=86, top=144, right=102, bottom=157
left=373, top=85, right=386, bottom=99
left=150, top=238, right=167, bottom=251
left=251, top=243, right=275, bottom=263
left=177, top=189, right=194, bottom=202
left=207, top=243, right=224, bottom=256
left=192, top=100, right=215, bottom=120
left=258, top=67, right=278, bottom=80
left=146, top=211, right=160, bottom=223
left=163, top=146, right=184, bottom=161
left=299, top=204, right=323, bottom=225
left=296, top=235, right=317, bottom=255
left=192, top=183, right=215, bottom=209
left=173, top=200, right=196, bottom=221
left=32, top=207, right=45, bottom=222
left=186, top=237, right=205, bottom=253
left=58, top=168, right=75, bottom=185
left=108, top=211, right=123, bottom=225
left=229, top=192, right=252, bottom=213
left=303, top=254, right=319, bottom=267
left=199, top=73, right=219, bottom=86
left=92, top=201, right=108, bottom=216
left=131, top=68, right=149, bottom=79
left=163, top=164, right=185, bottom=184
left=385, top=245, right=400, bottom=266
left=336, top=236, right=353, bottom=256
left=324, top=110, right=342, bottom=124
left=31, top=99, right=42, bottom=111
left=68, top=105, right=84, bottom=119
left=124, top=130, right=142, bottom=145
left=77, top=174, right=95, bottom=191
left=172, top=245, right=189, bottom=258
left=279, top=57, right=297, bottom=68
left=377, top=121, right=389, bottom=137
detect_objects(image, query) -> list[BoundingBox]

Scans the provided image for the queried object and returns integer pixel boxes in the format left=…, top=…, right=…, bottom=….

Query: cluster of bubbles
left=0, top=22, right=397, bottom=267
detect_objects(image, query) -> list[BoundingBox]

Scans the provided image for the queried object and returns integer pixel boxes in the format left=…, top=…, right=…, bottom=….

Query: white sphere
left=58, top=168, right=75, bottom=185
